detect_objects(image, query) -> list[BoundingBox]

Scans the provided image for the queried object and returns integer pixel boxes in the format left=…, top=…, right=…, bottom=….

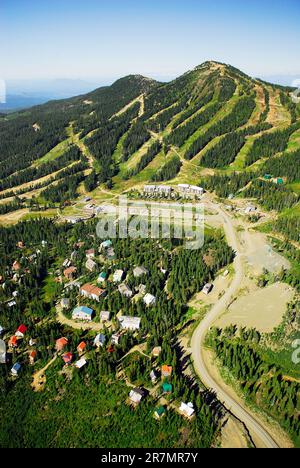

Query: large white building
left=178, top=184, right=204, bottom=197
left=119, top=316, right=141, bottom=331
left=144, top=185, right=172, bottom=195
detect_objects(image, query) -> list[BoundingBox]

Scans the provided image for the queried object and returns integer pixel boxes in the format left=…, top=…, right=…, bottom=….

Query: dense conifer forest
left=185, top=96, right=256, bottom=160
left=151, top=155, right=182, bottom=182
left=207, top=328, right=300, bottom=446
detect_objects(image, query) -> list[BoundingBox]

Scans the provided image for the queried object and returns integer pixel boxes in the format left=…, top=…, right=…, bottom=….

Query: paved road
left=191, top=200, right=279, bottom=449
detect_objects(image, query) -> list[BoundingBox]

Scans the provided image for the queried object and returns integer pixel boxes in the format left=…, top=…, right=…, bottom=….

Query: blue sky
left=1, top=0, right=300, bottom=82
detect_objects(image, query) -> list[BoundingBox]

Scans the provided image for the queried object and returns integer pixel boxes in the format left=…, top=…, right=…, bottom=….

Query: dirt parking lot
left=215, top=282, right=295, bottom=333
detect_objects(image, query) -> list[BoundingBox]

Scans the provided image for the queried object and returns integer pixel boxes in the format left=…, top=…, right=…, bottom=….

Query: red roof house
left=161, top=365, right=173, bottom=378
left=63, top=266, right=77, bottom=280
left=77, top=341, right=86, bottom=354
left=56, top=337, right=68, bottom=352
left=62, top=352, right=73, bottom=365
left=80, top=284, right=106, bottom=302
left=9, top=336, right=18, bottom=348
left=29, top=350, right=37, bottom=364
left=16, top=324, right=27, bottom=337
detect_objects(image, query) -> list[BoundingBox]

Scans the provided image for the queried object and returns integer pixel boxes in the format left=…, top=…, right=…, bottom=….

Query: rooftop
left=73, top=306, right=94, bottom=317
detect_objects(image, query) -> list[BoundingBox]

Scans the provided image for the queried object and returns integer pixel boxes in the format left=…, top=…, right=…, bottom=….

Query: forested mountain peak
left=0, top=61, right=299, bottom=221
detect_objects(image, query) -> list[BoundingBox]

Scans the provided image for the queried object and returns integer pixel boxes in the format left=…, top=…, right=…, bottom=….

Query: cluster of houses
left=57, top=238, right=159, bottom=341
left=62, top=265, right=155, bottom=326
left=55, top=331, right=111, bottom=369
left=0, top=323, right=38, bottom=377
left=143, top=184, right=204, bottom=199
left=0, top=240, right=48, bottom=310
left=127, top=360, right=196, bottom=421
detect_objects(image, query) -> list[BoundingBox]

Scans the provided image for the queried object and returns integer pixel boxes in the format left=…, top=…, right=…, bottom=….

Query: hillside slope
left=0, top=61, right=299, bottom=221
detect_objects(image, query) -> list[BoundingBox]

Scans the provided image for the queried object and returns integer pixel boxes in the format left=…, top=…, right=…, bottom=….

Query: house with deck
left=62, top=352, right=73, bottom=366
left=113, top=270, right=124, bottom=283
left=94, top=333, right=106, bottom=348
left=85, top=259, right=97, bottom=272
left=77, top=341, right=86, bottom=354
left=100, top=240, right=113, bottom=251
left=9, top=336, right=18, bottom=348
left=161, top=365, right=172, bottom=378
left=75, top=357, right=87, bottom=369
left=61, top=298, right=70, bottom=310
left=154, top=406, right=166, bottom=420
left=29, top=350, right=37, bottom=365
left=63, top=266, right=77, bottom=281
left=97, top=271, right=108, bottom=284
left=100, top=311, right=111, bottom=322
left=85, top=249, right=95, bottom=259
left=15, top=324, right=27, bottom=338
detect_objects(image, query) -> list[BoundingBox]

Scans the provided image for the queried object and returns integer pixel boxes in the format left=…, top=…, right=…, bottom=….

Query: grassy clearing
left=287, top=127, right=300, bottom=151
left=119, top=137, right=155, bottom=176
left=112, top=131, right=130, bottom=165
left=280, top=203, right=300, bottom=218
left=33, top=138, right=72, bottom=167
left=287, top=181, right=300, bottom=194
left=113, top=149, right=168, bottom=191
left=262, top=347, right=300, bottom=380
left=267, top=88, right=291, bottom=126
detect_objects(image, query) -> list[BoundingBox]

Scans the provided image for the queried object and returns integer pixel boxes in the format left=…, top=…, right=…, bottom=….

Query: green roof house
left=154, top=406, right=166, bottom=420
left=162, top=382, right=173, bottom=393
left=98, top=271, right=108, bottom=283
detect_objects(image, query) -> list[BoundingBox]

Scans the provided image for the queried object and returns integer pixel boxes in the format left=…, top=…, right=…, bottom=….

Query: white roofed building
left=113, top=270, right=124, bottom=283
left=75, top=358, right=87, bottom=369
left=133, top=266, right=149, bottom=278
left=119, top=316, right=141, bottom=331
left=143, top=293, right=156, bottom=306
left=179, top=402, right=195, bottom=419
left=118, top=283, right=133, bottom=298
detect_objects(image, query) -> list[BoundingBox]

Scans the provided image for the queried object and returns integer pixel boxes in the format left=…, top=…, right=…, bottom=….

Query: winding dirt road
left=191, top=200, right=279, bottom=449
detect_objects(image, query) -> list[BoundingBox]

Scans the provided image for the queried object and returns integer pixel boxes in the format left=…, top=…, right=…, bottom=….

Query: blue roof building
left=11, top=362, right=21, bottom=376
left=72, top=306, right=94, bottom=321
